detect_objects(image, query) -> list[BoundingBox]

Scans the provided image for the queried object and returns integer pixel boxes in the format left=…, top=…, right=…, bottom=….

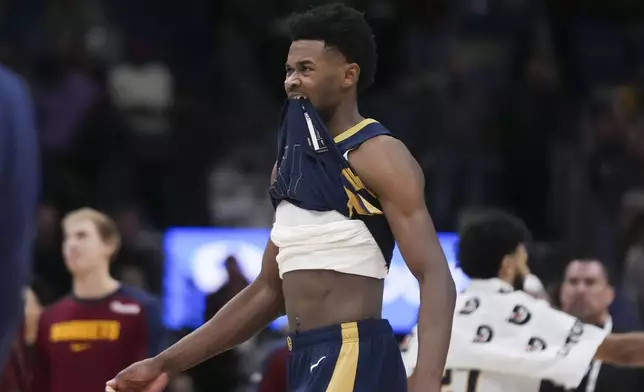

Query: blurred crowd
left=4, top=0, right=644, bottom=391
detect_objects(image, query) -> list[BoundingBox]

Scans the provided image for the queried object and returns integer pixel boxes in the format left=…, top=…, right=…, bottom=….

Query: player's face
left=284, top=40, right=358, bottom=113
left=62, top=219, right=114, bottom=275
left=559, top=260, right=614, bottom=322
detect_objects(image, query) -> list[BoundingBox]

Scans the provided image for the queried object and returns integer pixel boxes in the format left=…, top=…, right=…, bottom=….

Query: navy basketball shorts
left=286, top=319, right=407, bottom=392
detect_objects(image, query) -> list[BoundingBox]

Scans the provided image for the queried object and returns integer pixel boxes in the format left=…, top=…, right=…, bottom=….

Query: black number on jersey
left=441, top=369, right=480, bottom=392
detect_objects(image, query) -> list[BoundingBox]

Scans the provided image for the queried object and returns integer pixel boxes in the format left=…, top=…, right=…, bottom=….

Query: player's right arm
left=107, top=239, right=283, bottom=392
left=595, top=333, right=644, bottom=365
left=107, top=165, right=284, bottom=391
left=155, top=162, right=283, bottom=374
left=157, top=238, right=283, bottom=375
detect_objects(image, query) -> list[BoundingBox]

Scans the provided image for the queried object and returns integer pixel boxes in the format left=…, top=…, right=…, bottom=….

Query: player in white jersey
left=402, top=211, right=644, bottom=392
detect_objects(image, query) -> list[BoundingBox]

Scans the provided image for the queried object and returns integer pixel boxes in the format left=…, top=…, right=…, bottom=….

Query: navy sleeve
left=0, top=65, right=38, bottom=368
left=120, top=286, right=165, bottom=357
left=141, top=297, right=164, bottom=357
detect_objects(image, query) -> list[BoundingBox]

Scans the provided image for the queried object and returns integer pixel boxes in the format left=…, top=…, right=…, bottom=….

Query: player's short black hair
left=283, top=3, right=377, bottom=93
left=457, top=210, right=531, bottom=279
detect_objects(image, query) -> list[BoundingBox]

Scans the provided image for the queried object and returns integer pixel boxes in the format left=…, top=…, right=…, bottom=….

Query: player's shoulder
left=357, top=120, right=398, bottom=145
left=349, top=132, right=413, bottom=170
left=362, top=133, right=403, bottom=150
left=0, top=64, right=20, bottom=86
left=0, top=65, right=29, bottom=99
left=338, top=118, right=396, bottom=149
left=349, top=119, right=410, bottom=161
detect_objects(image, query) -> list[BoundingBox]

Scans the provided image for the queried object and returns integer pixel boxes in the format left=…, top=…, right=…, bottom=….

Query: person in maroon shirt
left=257, top=346, right=289, bottom=392
left=32, top=208, right=163, bottom=392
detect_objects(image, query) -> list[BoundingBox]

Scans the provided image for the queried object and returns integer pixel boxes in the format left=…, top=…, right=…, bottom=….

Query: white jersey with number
left=401, top=279, right=610, bottom=392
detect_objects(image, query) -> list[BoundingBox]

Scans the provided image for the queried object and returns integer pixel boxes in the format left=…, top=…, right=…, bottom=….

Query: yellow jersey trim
left=325, top=322, right=360, bottom=391
left=333, top=118, right=378, bottom=143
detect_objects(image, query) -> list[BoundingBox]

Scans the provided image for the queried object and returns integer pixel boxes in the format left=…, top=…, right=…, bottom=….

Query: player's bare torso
left=282, top=270, right=384, bottom=332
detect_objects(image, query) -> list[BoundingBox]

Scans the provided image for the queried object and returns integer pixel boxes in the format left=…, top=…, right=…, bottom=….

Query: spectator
left=257, top=345, right=289, bottom=392
left=541, top=258, right=644, bottom=392
left=32, top=208, right=163, bottom=392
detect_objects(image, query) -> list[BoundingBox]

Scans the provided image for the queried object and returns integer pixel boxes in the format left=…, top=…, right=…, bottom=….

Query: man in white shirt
left=402, top=211, right=644, bottom=392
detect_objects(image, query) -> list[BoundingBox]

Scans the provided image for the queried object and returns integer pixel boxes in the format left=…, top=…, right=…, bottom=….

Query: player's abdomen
left=282, top=269, right=384, bottom=332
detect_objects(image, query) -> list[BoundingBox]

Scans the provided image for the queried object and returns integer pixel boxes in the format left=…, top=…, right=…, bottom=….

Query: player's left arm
left=350, top=136, right=456, bottom=390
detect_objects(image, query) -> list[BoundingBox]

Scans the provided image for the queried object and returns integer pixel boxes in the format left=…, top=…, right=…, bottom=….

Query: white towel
left=271, top=201, right=388, bottom=279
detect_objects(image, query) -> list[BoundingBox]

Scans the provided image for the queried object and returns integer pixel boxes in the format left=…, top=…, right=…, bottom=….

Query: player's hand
left=518, top=261, right=531, bottom=279
left=105, top=358, right=169, bottom=392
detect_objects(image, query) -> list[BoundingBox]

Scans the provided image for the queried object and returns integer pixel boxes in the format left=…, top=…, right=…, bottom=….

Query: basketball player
left=33, top=208, right=163, bottom=392
left=402, top=210, right=644, bottom=392
left=0, top=64, right=38, bottom=370
left=107, top=4, right=455, bottom=392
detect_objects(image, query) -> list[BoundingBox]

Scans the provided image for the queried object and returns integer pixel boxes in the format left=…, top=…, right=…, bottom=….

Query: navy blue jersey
left=269, top=99, right=395, bottom=266
left=0, top=65, right=38, bottom=369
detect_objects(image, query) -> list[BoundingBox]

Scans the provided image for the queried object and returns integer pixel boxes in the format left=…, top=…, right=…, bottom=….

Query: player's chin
left=567, top=303, right=592, bottom=319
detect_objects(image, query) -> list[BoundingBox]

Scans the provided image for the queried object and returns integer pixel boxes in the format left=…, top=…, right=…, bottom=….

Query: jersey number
left=441, top=369, right=480, bottom=392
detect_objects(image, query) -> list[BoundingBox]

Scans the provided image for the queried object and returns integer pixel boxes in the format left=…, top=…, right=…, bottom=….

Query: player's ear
left=342, top=63, right=360, bottom=88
